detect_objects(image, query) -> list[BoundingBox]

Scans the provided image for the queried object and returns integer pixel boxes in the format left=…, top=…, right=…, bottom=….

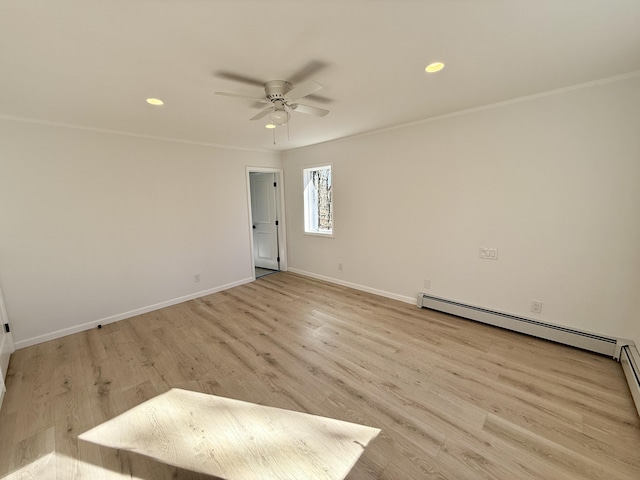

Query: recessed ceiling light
left=425, top=62, right=445, bottom=73
left=146, top=98, right=164, bottom=106
left=265, top=124, right=276, bottom=129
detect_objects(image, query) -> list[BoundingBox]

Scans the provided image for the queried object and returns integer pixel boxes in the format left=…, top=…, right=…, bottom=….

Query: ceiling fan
left=215, top=79, right=330, bottom=126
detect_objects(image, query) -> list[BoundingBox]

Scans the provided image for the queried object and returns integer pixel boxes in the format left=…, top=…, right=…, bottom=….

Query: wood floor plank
left=1, top=271, right=639, bottom=479
left=428, top=365, right=640, bottom=475
left=14, top=349, right=56, bottom=443
left=482, top=413, right=637, bottom=480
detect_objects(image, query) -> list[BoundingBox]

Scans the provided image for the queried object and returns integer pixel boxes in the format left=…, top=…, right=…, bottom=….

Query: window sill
left=304, top=231, right=334, bottom=238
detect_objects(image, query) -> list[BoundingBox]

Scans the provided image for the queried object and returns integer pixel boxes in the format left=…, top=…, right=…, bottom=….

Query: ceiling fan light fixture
left=265, top=123, right=277, bottom=129
left=146, top=98, right=164, bottom=106
left=269, top=109, right=289, bottom=125
left=425, top=62, right=445, bottom=73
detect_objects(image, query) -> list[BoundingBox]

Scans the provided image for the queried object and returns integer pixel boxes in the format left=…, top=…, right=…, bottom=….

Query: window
left=303, top=165, right=333, bottom=235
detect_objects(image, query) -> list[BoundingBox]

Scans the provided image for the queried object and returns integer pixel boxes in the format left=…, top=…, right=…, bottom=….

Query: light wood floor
left=1, top=272, right=639, bottom=479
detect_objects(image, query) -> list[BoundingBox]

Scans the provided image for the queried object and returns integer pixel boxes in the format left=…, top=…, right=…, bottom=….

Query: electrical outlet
left=479, top=248, right=498, bottom=260
left=423, top=279, right=431, bottom=289
left=531, top=300, right=542, bottom=314
left=338, top=263, right=343, bottom=271
left=194, top=273, right=201, bottom=283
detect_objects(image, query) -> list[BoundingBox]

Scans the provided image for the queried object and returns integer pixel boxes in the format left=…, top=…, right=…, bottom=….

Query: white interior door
left=0, top=283, right=15, bottom=410
left=250, top=172, right=280, bottom=270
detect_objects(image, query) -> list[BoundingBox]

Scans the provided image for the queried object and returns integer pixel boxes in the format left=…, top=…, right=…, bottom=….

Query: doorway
left=247, top=168, right=287, bottom=279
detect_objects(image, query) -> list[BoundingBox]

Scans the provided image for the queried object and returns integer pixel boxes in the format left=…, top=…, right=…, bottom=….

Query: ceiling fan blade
left=250, top=107, right=274, bottom=121
left=288, top=60, right=329, bottom=84
left=305, top=93, right=333, bottom=105
left=215, top=92, right=270, bottom=103
left=215, top=71, right=265, bottom=87
left=284, top=80, right=323, bottom=102
left=290, top=103, right=329, bottom=117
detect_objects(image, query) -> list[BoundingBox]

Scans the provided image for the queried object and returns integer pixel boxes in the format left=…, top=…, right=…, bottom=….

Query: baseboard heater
left=620, top=344, right=640, bottom=417
left=417, top=293, right=619, bottom=356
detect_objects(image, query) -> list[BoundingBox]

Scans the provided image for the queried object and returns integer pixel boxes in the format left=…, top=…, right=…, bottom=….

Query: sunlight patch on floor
left=2, top=451, right=142, bottom=480
left=79, top=388, right=380, bottom=480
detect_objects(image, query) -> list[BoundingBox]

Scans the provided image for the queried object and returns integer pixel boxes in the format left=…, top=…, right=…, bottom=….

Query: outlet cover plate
left=479, top=248, right=498, bottom=260
left=531, top=300, right=543, bottom=314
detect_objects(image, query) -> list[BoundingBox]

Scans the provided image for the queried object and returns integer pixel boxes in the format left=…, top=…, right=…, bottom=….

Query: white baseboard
left=287, top=268, right=415, bottom=305
left=14, top=277, right=254, bottom=349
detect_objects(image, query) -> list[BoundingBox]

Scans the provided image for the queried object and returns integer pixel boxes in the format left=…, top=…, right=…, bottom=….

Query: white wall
left=0, top=119, right=280, bottom=347
left=283, top=75, right=640, bottom=340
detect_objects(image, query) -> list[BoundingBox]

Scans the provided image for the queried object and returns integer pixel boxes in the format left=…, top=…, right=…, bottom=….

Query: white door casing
left=0, top=282, right=15, bottom=410
left=250, top=172, right=280, bottom=270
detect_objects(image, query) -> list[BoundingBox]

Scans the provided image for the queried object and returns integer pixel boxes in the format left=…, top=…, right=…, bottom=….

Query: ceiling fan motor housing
left=264, top=80, right=292, bottom=102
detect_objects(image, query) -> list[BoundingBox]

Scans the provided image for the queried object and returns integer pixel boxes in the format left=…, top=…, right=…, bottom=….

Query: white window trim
left=303, top=163, right=334, bottom=238
left=304, top=230, right=334, bottom=238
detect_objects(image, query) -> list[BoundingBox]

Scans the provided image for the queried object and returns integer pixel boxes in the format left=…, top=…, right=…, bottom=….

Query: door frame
left=0, top=282, right=15, bottom=411
left=246, top=167, right=287, bottom=277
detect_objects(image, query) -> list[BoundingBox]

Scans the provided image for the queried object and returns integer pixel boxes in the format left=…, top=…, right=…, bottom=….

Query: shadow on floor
left=255, top=267, right=278, bottom=278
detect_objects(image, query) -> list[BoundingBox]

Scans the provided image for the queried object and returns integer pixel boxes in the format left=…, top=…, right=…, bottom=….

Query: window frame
left=302, top=163, right=334, bottom=237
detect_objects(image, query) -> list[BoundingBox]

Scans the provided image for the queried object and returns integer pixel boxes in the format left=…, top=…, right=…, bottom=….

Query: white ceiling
left=2, top=0, right=640, bottom=151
